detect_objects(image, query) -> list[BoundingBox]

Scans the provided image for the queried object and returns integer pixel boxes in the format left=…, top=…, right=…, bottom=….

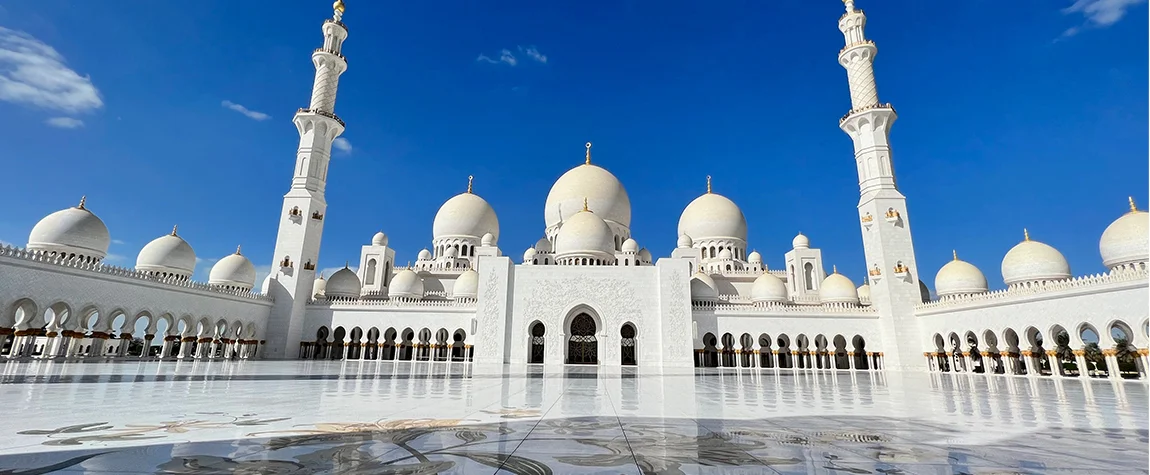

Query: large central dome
left=544, top=145, right=631, bottom=229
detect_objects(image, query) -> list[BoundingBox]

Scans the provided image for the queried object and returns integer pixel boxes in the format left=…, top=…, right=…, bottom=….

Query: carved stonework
left=521, top=275, right=645, bottom=364
left=476, top=268, right=501, bottom=356
left=665, top=271, right=689, bottom=358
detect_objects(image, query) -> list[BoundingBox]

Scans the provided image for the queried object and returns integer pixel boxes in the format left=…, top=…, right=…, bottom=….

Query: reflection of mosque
left=0, top=0, right=1146, bottom=381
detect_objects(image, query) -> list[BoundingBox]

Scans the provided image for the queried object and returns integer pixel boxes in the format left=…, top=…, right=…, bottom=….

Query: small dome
left=418, top=249, right=432, bottom=260
left=717, top=248, right=733, bottom=260
left=690, top=272, right=718, bottom=301
left=1099, top=200, right=1148, bottom=269
left=372, top=231, right=388, bottom=246
left=678, top=192, right=747, bottom=242
left=481, top=232, right=496, bottom=247
left=792, top=233, right=810, bottom=250
left=677, top=234, right=693, bottom=248
left=1001, top=231, right=1071, bottom=286
left=621, top=238, right=639, bottom=253
left=26, top=197, right=111, bottom=260
left=534, top=237, right=552, bottom=253
left=554, top=208, right=615, bottom=258
left=209, top=247, right=256, bottom=290
left=750, top=273, right=787, bottom=303
left=747, top=251, right=762, bottom=264
left=444, top=246, right=458, bottom=258
left=312, top=275, right=327, bottom=297
left=260, top=274, right=274, bottom=295
left=523, top=247, right=537, bottom=262
left=819, top=269, right=859, bottom=305
left=452, top=269, right=479, bottom=300
left=326, top=266, right=361, bottom=299
left=638, top=248, right=652, bottom=263
left=545, top=160, right=631, bottom=229
left=432, top=192, right=500, bottom=241
left=388, top=269, right=424, bottom=299
left=935, top=253, right=988, bottom=298
left=136, top=227, right=196, bottom=277
left=856, top=283, right=870, bottom=302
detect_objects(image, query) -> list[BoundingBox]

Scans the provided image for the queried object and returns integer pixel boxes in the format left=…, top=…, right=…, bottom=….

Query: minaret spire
left=585, top=142, right=592, bottom=165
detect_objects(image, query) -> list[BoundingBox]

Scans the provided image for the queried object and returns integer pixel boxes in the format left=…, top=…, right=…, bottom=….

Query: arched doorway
left=529, top=321, right=545, bottom=364
left=567, top=313, right=597, bottom=365
left=620, top=323, right=636, bottom=366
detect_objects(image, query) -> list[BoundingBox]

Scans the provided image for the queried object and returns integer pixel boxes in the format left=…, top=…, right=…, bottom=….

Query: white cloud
left=104, top=253, right=125, bottom=264
left=45, top=116, right=83, bottom=128
left=1060, top=0, right=1145, bottom=37
left=111, top=239, right=126, bottom=245
left=477, top=49, right=517, bottom=66
left=333, top=137, right=352, bottom=154
left=0, top=27, right=103, bottom=114
left=520, top=46, right=547, bottom=64
left=221, top=100, right=270, bottom=121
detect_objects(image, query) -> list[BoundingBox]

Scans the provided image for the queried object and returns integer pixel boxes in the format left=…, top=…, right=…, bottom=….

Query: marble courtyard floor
left=0, top=360, right=1146, bottom=474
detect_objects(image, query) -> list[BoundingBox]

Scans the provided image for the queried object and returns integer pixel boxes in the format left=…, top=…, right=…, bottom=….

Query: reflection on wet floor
left=0, top=360, right=1145, bottom=474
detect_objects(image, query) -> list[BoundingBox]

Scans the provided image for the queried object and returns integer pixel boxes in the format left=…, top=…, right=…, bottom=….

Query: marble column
left=1074, top=352, right=1090, bottom=379
left=160, top=338, right=175, bottom=359
left=1106, top=354, right=1122, bottom=380
left=141, top=334, right=155, bottom=359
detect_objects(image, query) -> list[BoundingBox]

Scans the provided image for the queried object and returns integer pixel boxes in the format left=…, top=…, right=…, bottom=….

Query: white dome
left=935, top=253, right=988, bottom=297
left=372, top=231, right=388, bottom=246
left=1001, top=232, right=1071, bottom=286
left=792, top=233, right=810, bottom=250
left=135, top=227, right=196, bottom=277
left=326, top=267, right=361, bottom=299
left=690, top=273, right=718, bottom=301
left=677, top=234, right=693, bottom=248
left=1100, top=203, right=1148, bottom=269
left=678, top=192, right=747, bottom=242
left=554, top=209, right=615, bottom=257
left=638, top=248, right=652, bottom=263
left=747, top=251, right=762, bottom=264
left=545, top=163, right=631, bottom=229
left=312, top=275, right=327, bottom=297
left=750, top=273, right=788, bottom=303
left=622, top=238, right=639, bottom=253
left=209, top=248, right=256, bottom=290
left=481, top=232, right=496, bottom=247
left=26, top=198, right=111, bottom=260
left=260, top=274, right=274, bottom=295
left=819, top=270, right=859, bottom=304
left=452, top=269, right=479, bottom=300
left=444, top=247, right=458, bottom=258
left=856, top=283, right=870, bottom=302
left=388, top=269, right=424, bottom=299
left=432, top=192, right=500, bottom=241
left=523, top=247, right=537, bottom=262
left=718, top=248, right=733, bottom=260
left=418, top=249, right=432, bottom=260
left=534, top=237, right=552, bottom=253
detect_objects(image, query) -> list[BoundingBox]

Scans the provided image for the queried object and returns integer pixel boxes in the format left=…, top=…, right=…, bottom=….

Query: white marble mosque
left=1, top=0, right=1147, bottom=384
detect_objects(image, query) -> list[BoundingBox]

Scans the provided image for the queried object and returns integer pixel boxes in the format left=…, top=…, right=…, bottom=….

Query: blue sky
left=0, top=0, right=1145, bottom=290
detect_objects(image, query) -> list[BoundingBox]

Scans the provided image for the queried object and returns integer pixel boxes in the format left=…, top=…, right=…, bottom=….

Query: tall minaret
left=837, top=0, right=924, bottom=370
left=263, top=1, right=349, bottom=358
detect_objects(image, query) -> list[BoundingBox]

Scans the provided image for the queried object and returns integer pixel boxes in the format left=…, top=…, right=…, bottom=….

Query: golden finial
left=832, top=265, right=838, bottom=274
left=171, top=225, right=179, bottom=236
left=585, top=142, right=592, bottom=165
left=467, top=175, right=474, bottom=194
left=843, top=0, right=856, bottom=12
left=1023, top=228, right=1030, bottom=242
left=333, top=0, right=346, bottom=19
left=706, top=175, right=712, bottom=194
left=952, top=249, right=958, bottom=261
left=1129, top=196, right=1138, bottom=213
left=582, top=197, right=589, bottom=212
left=77, top=195, right=87, bottom=210
left=235, top=245, right=243, bottom=255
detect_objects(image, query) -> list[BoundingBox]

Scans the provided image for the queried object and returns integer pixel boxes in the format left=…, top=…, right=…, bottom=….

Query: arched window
left=384, top=261, right=391, bottom=286
left=804, top=263, right=815, bottom=290
left=365, top=259, right=377, bottom=285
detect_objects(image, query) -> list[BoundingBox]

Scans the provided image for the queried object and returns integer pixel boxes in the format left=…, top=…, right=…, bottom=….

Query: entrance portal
left=567, top=313, right=597, bottom=364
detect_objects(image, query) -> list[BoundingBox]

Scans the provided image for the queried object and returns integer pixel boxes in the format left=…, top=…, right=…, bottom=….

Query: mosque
left=0, top=1, right=1147, bottom=380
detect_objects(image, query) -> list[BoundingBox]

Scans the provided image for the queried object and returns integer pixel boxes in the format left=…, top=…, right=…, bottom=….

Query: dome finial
left=171, top=225, right=179, bottom=236
left=706, top=175, right=712, bottom=194
left=585, top=142, right=592, bottom=165
left=77, top=195, right=87, bottom=210
left=582, top=197, right=589, bottom=212
left=952, top=249, right=958, bottom=261
left=344, top=260, right=349, bottom=268
left=235, top=245, right=243, bottom=255
left=1129, top=196, right=1138, bottom=213
left=843, top=0, right=856, bottom=12
left=832, top=265, right=838, bottom=274
left=467, top=175, right=473, bottom=194
left=1023, top=228, right=1030, bottom=242
left=333, top=0, right=346, bottom=21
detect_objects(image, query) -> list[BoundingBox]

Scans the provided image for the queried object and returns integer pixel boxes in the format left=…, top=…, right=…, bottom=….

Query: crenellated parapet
left=0, top=245, right=272, bottom=302
left=694, top=300, right=877, bottom=315
left=916, top=267, right=1148, bottom=315
left=309, top=297, right=477, bottom=309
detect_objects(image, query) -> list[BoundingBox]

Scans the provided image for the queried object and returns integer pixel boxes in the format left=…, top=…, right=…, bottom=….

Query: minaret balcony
left=323, top=18, right=348, bottom=31
left=313, top=48, right=347, bottom=64
left=296, top=108, right=345, bottom=127
left=838, top=40, right=875, bottom=56
left=839, top=103, right=895, bottom=125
